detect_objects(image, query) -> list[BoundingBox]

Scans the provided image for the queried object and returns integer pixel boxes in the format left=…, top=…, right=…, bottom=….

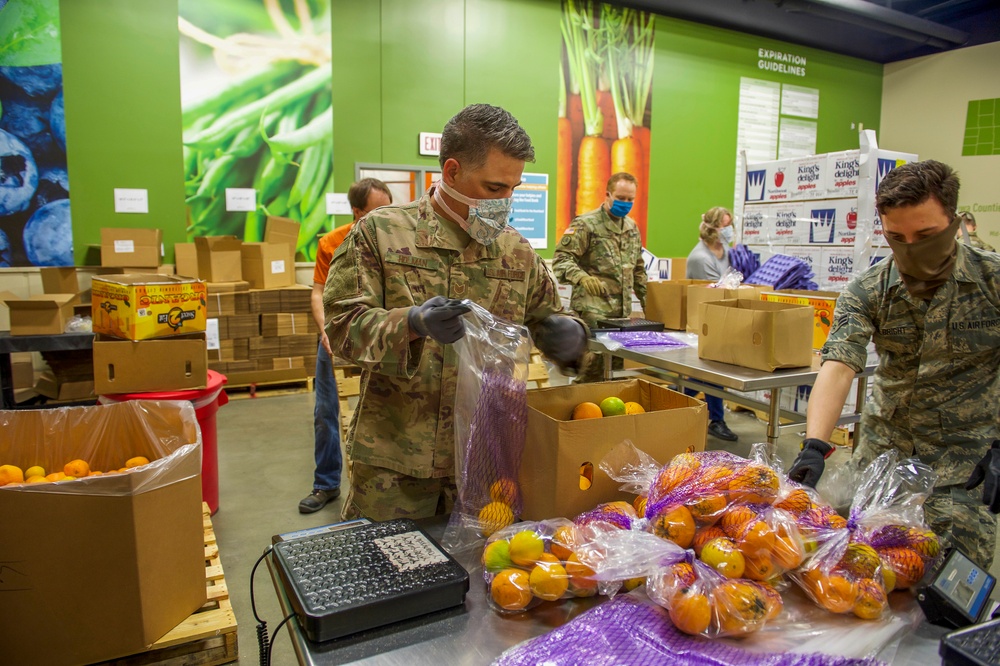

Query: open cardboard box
left=91, top=274, right=207, bottom=341
left=93, top=333, right=208, bottom=395
left=686, top=283, right=771, bottom=333
left=3, top=293, right=78, bottom=335
left=520, top=378, right=707, bottom=520
left=195, top=236, right=243, bottom=283
left=0, top=401, right=206, bottom=666
left=100, top=228, right=162, bottom=268
left=698, top=299, right=814, bottom=372
left=644, top=279, right=712, bottom=330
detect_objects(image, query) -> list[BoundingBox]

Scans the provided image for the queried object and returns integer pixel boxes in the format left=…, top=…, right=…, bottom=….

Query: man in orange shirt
left=299, top=178, right=393, bottom=512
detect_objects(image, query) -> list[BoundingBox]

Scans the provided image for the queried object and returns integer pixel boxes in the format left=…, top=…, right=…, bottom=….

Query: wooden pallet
left=96, top=503, right=238, bottom=665
left=226, top=376, right=314, bottom=400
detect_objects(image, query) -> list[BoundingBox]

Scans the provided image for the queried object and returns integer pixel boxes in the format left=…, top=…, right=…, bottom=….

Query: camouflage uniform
left=552, top=206, right=647, bottom=382
left=822, top=243, right=1000, bottom=569
left=966, top=230, right=996, bottom=253
left=324, top=187, right=576, bottom=521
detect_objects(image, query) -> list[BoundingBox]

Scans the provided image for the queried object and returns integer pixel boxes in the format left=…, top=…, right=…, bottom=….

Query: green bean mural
left=179, top=0, right=332, bottom=261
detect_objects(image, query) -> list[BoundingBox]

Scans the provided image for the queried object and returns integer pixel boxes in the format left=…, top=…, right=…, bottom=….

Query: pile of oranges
left=0, top=456, right=153, bottom=486
left=571, top=396, right=645, bottom=420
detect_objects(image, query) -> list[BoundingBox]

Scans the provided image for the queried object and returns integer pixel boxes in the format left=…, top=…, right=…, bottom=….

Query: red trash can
left=99, top=370, right=228, bottom=514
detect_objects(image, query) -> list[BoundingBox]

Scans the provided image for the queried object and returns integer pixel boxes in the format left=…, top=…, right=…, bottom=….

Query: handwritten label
left=270, top=259, right=286, bottom=274
left=225, top=188, right=256, bottom=212
left=326, top=193, right=351, bottom=215
left=114, top=188, right=148, bottom=214
left=113, top=240, right=135, bottom=254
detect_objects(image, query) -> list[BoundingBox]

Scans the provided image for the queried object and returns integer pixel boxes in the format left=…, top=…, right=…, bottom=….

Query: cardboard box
left=175, top=242, right=199, bottom=279
left=225, top=366, right=307, bottom=386
left=92, top=274, right=207, bottom=341
left=11, top=352, right=33, bottom=389
left=0, top=401, right=205, bottom=666
left=240, top=243, right=294, bottom=290
left=280, top=285, right=312, bottom=313
left=261, top=312, right=316, bottom=337
left=760, top=289, right=840, bottom=349
left=34, top=371, right=95, bottom=401
left=698, top=299, right=814, bottom=371
left=206, top=281, right=250, bottom=317
left=280, top=334, right=319, bottom=357
left=100, top=228, right=162, bottom=268
left=249, top=288, right=283, bottom=314
left=520, top=379, right=707, bottom=520
left=195, top=236, right=243, bottom=283
left=93, top=334, right=208, bottom=395
left=644, top=279, right=712, bottom=330
left=40, top=267, right=79, bottom=296
left=220, top=314, right=259, bottom=339
left=3, top=294, right=77, bottom=335
left=262, top=356, right=306, bottom=371
left=265, top=216, right=300, bottom=268
left=686, top=284, right=768, bottom=334
left=248, top=336, right=281, bottom=359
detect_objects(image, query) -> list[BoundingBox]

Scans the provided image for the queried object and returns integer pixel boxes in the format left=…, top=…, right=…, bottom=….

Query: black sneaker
left=298, top=488, right=341, bottom=514
left=708, top=420, right=739, bottom=442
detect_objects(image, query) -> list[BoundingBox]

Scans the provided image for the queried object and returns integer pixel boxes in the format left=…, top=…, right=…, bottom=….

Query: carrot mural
left=557, top=1, right=654, bottom=245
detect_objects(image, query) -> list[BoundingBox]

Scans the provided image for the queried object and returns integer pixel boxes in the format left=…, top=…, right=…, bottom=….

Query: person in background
left=788, top=160, right=999, bottom=571
left=683, top=206, right=739, bottom=442
left=298, top=178, right=393, bottom=513
left=957, top=210, right=995, bottom=252
left=552, top=172, right=647, bottom=383
left=323, top=104, right=588, bottom=521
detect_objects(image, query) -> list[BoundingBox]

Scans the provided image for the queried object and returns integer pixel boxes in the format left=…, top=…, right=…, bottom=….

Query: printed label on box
left=744, top=159, right=791, bottom=203
left=270, top=259, right=286, bottom=274
left=741, top=207, right=767, bottom=244
left=790, top=155, right=827, bottom=199
left=781, top=246, right=822, bottom=276
left=821, top=247, right=854, bottom=291
left=833, top=199, right=860, bottom=245
left=826, top=150, right=860, bottom=197
left=114, top=240, right=135, bottom=254
left=771, top=202, right=807, bottom=244
left=206, top=319, right=220, bottom=351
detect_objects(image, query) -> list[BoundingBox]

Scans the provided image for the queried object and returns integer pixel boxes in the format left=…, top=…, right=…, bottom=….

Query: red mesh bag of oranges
left=788, top=450, right=940, bottom=621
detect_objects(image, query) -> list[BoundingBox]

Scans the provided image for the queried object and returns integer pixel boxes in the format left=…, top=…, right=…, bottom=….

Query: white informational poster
left=735, top=78, right=781, bottom=208
left=778, top=118, right=818, bottom=159
left=511, top=173, right=548, bottom=249
left=780, top=84, right=820, bottom=119
left=114, top=188, right=149, bottom=214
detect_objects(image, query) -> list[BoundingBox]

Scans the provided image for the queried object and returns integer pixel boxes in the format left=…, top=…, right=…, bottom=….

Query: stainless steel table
left=266, top=517, right=945, bottom=666
left=589, top=337, right=875, bottom=448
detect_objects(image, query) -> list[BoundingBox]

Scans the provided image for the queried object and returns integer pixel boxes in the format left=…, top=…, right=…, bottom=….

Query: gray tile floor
left=211, top=378, right=1000, bottom=665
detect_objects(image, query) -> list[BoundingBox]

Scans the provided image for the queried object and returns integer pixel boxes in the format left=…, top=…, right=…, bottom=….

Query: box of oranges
left=0, top=401, right=206, bottom=665
left=520, top=378, right=707, bottom=521
left=92, top=273, right=207, bottom=341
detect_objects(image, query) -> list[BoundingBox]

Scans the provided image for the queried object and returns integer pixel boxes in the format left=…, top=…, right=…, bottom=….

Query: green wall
left=60, top=0, right=186, bottom=264
left=55, top=0, right=881, bottom=263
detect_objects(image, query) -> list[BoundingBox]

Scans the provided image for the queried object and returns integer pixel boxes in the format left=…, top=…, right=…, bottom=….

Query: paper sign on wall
left=114, top=188, right=148, bottom=214
left=206, top=318, right=220, bottom=351
left=225, top=188, right=256, bottom=212
left=326, top=193, right=351, bottom=215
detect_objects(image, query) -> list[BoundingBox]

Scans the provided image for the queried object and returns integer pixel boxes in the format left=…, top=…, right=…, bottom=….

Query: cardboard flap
left=5, top=294, right=78, bottom=309
left=195, top=236, right=243, bottom=252
left=95, top=273, right=202, bottom=287
left=265, top=216, right=300, bottom=252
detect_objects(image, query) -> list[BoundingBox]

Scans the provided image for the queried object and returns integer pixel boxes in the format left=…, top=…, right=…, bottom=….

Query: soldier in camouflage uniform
left=323, top=104, right=588, bottom=522
left=552, top=172, right=647, bottom=382
left=789, top=160, right=1000, bottom=570
left=958, top=211, right=996, bottom=252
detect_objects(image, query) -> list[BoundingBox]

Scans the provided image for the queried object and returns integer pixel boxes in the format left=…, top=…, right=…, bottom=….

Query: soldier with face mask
left=323, top=104, right=588, bottom=521
left=788, top=160, right=1000, bottom=571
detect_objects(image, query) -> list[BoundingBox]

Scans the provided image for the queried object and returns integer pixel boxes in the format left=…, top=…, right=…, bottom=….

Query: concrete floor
left=211, top=378, right=1000, bottom=666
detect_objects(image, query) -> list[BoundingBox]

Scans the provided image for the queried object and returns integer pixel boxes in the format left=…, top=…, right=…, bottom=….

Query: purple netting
left=605, top=331, right=689, bottom=350
left=493, top=595, right=886, bottom=666
left=575, top=502, right=636, bottom=531
left=730, top=244, right=760, bottom=278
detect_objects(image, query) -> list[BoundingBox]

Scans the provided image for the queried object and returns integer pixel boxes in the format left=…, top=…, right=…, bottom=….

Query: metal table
left=589, top=337, right=875, bottom=448
left=0, top=331, right=94, bottom=409
left=266, top=517, right=945, bottom=666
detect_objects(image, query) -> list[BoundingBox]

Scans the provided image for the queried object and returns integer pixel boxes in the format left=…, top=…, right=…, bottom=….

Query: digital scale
left=270, top=518, right=469, bottom=643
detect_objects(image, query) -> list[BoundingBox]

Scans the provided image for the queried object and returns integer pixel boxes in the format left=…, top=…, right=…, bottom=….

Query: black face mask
left=884, top=217, right=960, bottom=299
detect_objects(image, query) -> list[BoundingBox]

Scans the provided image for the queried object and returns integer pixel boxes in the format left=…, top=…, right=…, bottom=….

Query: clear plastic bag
left=788, top=451, right=940, bottom=620
left=442, top=300, right=531, bottom=552
left=713, top=266, right=745, bottom=289
left=0, top=400, right=201, bottom=496
left=64, top=314, right=93, bottom=333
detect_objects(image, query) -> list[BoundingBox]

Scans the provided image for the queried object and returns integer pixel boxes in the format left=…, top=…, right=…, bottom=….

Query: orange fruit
left=599, top=396, right=627, bottom=417
left=509, top=530, right=545, bottom=566
left=550, top=524, right=578, bottom=561
left=827, top=514, right=848, bottom=530
left=529, top=559, right=569, bottom=601
left=24, top=465, right=45, bottom=479
left=881, top=566, right=897, bottom=592
left=26, top=475, right=48, bottom=484
left=738, top=521, right=776, bottom=555
left=879, top=547, right=924, bottom=589
left=482, top=539, right=513, bottom=573
left=712, top=580, right=769, bottom=636
left=670, top=590, right=711, bottom=635
left=666, top=561, right=698, bottom=593
left=700, top=537, right=746, bottom=578
left=632, top=494, right=647, bottom=518
left=720, top=505, right=756, bottom=540
left=771, top=534, right=805, bottom=570
left=477, top=501, right=515, bottom=537
left=622, top=577, right=645, bottom=591
left=836, top=542, right=880, bottom=579
left=814, top=573, right=857, bottom=613
left=775, top=488, right=813, bottom=515
left=670, top=452, right=703, bottom=471
left=489, top=478, right=518, bottom=504
left=125, top=456, right=150, bottom=468
left=686, top=493, right=728, bottom=524
left=491, top=569, right=532, bottom=611
left=743, top=553, right=776, bottom=581
left=624, top=401, right=645, bottom=415
left=751, top=581, right=784, bottom=621
left=565, top=552, right=598, bottom=596
left=727, top=464, right=780, bottom=504
left=650, top=465, right=695, bottom=499
left=89, top=471, right=104, bottom=477
left=905, top=527, right=940, bottom=559
left=64, top=459, right=90, bottom=478
left=693, top=526, right=727, bottom=556
left=572, top=402, right=602, bottom=419
left=697, top=464, right=734, bottom=491
left=649, top=505, right=695, bottom=548
left=853, top=577, right=888, bottom=620
left=0, top=464, right=25, bottom=486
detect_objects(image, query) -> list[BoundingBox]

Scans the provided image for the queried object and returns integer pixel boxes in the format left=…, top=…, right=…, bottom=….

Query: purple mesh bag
left=493, top=594, right=886, bottom=666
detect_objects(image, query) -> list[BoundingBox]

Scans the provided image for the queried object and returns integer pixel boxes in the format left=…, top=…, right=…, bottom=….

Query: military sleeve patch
left=385, top=251, right=439, bottom=270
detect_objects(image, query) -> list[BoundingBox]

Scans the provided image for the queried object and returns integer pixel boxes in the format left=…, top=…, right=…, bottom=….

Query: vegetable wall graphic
left=178, top=0, right=333, bottom=261
left=0, top=0, right=72, bottom=267
left=559, top=1, right=654, bottom=245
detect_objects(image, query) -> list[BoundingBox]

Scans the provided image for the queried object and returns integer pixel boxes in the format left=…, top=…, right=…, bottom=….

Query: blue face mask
left=721, top=226, right=734, bottom=244
left=609, top=199, right=633, bottom=218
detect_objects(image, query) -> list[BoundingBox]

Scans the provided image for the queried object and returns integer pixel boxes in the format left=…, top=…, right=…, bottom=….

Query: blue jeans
left=684, top=386, right=725, bottom=423
left=313, top=342, right=342, bottom=491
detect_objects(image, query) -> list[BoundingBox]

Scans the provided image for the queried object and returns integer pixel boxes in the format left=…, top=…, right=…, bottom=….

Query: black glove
left=535, top=315, right=586, bottom=371
left=788, top=438, right=834, bottom=488
left=965, top=440, right=1000, bottom=514
left=407, top=296, right=471, bottom=344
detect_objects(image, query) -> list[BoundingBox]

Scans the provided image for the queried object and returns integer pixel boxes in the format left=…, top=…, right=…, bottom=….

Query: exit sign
left=419, top=132, right=442, bottom=156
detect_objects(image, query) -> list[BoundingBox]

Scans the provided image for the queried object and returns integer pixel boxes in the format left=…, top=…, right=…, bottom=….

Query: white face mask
left=434, top=180, right=512, bottom=246
left=720, top=226, right=734, bottom=244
